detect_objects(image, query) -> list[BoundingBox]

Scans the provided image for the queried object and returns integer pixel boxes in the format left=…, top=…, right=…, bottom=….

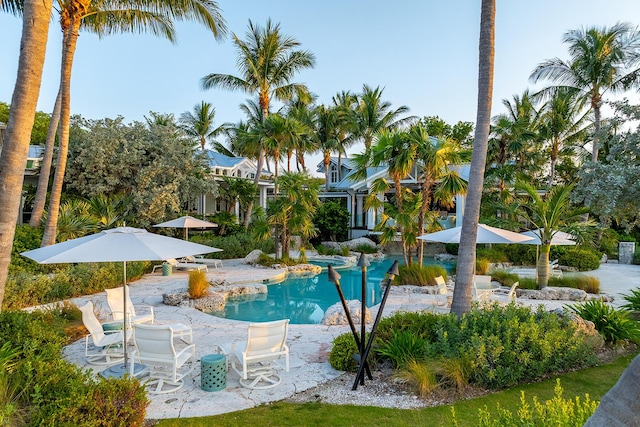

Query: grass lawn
left=154, top=351, right=637, bottom=427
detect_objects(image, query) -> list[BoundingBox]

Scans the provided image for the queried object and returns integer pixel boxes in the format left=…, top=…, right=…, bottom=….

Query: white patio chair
left=165, top=258, right=208, bottom=272
left=182, top=255, right=223, bottom=269
left=473, top=275, right=494, bottom=301
left=79, top=301, right=125, bottom=365
left=131, top=324, right=196, bottom=394
left=227, top=319, right=290, bottom=389
left=106, top=285, right=155, bottom=327
left=507, top=281, right=519, bottom=304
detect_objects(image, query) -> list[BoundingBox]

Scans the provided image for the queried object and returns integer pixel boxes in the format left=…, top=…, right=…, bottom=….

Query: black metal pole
left=357, top=253, right=369, bottom=385
left=352, top=260, right=399, bottom=390
left=327, top=265, right=372, bottom=381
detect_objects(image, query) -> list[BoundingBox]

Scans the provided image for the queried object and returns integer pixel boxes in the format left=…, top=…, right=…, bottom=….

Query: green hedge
left=558, top=249, right=601, bottom=271
left=189, top=231, right=275, bottom=259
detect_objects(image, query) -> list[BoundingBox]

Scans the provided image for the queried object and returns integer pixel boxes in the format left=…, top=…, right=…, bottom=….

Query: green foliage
left=548, top=275, right=600, bottom=294
left=353, top=243, right=377, bottom=254
left=395, top=264, right=448, bottom=286
left=190, top=231, right=274, bottom=259
left=9, top=225, right=44, bottom=273
left=298, top=247, right=307, bottom=263
left=517, top=278, right=538, bottom=290
left=476, top=247, right=509, bottom=263
left=256, top=253, right=278, bottom=267
left=314, top=201, right=350, bottom=242
left=394, top=359, right=439, bottom=397
left=315, top=244, right=340, bottom=256
left=568, top=300, right=640, bottom=344
left=489, top=269, right=520, bottom=286
left=375, top=305, right=597, bottom=390
left=437, top=355, right=472, bottom=390
left=445, top=243, right=459, bottom=255
left=340, top=245, right=351, bottom=256
left=0, top=310, right=148, bottom=426
left=458, top=380, right=597, bottom=427
left=621, top=288, right=640, bottom=318
left=376, top=330, right=426, bottom=368
left=329, top=332, right=368, bottom=372
left=558, top=249, right=601, bottom=271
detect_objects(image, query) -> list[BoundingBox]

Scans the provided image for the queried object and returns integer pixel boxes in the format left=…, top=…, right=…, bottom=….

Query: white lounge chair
left=165, top=258, right=208, bottom=272
left=181, top=255, right=223, bottom=269
left=226, top=319, right=290, bottom=389
left=131, top=324, right=196, bottom=394
left=79, top=301, right=125, bottom=365
left=106, top=286, right=155, bottom=327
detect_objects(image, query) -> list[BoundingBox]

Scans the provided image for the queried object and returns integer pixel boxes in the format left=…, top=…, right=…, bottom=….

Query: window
left=330, top=164, right=338, bottom=183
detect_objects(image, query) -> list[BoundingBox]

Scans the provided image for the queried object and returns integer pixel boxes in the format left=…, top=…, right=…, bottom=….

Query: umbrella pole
left=123, top=262, right=128, bottom=368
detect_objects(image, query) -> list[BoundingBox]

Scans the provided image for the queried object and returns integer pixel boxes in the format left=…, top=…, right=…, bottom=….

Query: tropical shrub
left=395, top=264, right=447, bottom=286
left=454, top=380, right=597, bottom=427
left=376, top=330, right=426, bottom=368
left=517, top=277, right=538, bottom=290
left=341, top=245, right=351, bottom=256
left=375, top=311, right=441, bottom=342
left=622, top=288, right=640, bottom=318
left=558, top=249, right=601, bottom=271
left=329, top=332, right=372, bottom=372
left=568, top=300, right=640, bottom=344
left=353, top=243, right=378, bottom=254
left=489, top=269, right=519, bottom=286
left=475, top=258, right=491, bottom=275
left=548, top=275, right=600, bottom=294
left=445, top=243, right=458, bottom=255
left=476, top=247, right=509, bottom=263
left=313, top=201, right=350, bottom=242
left=436, top=354, right=472, bottom=390
left=188, top=270, right=209, bottom=299
left=394, top=359, right=438, bottom=397
left=9, top=224, right=44, bottom=273
left=189, top=231, right=274, bottom=259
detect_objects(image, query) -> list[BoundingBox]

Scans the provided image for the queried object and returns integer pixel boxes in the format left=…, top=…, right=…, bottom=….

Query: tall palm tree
left=201, top=19, right=315, bottom=180
left=451, top=0, right=496, bottom=318
left=179, top=101, right=224, bottom=151
left=331, top=90, right=357, bottom=180
left=410, top=123, right=470, bottom=262
left=530, top=23, right=640, bottom=162
left=537, top=88, right=590, bottom=186
left=315, top=104, right=341, bottom=191
left=0, top=0, right=53, bottom=311
left=515, top=182, right=591, bottom=288
left=40, top=0, right=227, bottom=247
left=350, top=84, right=413, bottom=150
left=201, top=18, right=315, bottom=225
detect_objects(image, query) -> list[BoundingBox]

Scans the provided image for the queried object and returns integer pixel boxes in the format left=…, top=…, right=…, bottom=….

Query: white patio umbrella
left=418, top=223, right=536, bottom=244
left=21, top=226, right=220, bottom=372
left=153, top=215, right=218, bottom=240
left=519, top=229, right=576, bottom=246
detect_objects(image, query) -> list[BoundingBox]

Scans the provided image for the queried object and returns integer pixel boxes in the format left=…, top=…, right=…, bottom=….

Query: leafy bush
left=376, top=330, right=426, bottom=368
left=559, top=249, right=601, bottom=271
left=395, top=264, right=447, bottom=286
left=256, top=253, right=278, bottom=267
left=376, top=311, right=441, bottom=343
left=0, top=310, right=149, bottom=425
left=315, top=245, right=340, bottom=256
left=502, top=244, right=537, bottom=266
left=10, top=224, right=44, bottom=273
left=456, top=380, right=597, bottom=427
left=353, top=243, right=378, bottom=254
left=489, top=269, right=519, bottom=286
left=568, top=300, right=640, bottom=344
left=476, top=247, right=509, bottom=263
left=190, top=231, right=274, bottom=259
left=340, top=245, right=351, bottom=256
left=517, top=278, right=538, bottom=290
left=329, top=332, right=372, bottom=372
left=548, top=275, right=600, bottom=294
left=445, top=243, right=458, bottom=255
left=622, top=288, right=640, bottom=318
left=313, top=201, right=350, bottom=242
left=188, top=270, right=209, bottom=299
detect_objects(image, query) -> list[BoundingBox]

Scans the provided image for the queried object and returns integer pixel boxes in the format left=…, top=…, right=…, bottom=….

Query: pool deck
left=60, top=259, right=640, bottom=420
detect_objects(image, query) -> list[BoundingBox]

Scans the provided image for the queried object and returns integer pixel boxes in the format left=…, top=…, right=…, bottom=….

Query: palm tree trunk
left=323, top=151, right=331, bottom=191
left=30, top=90, right=62, bottom=227
left=592, top=103, right=601, bottom=162
left=416, top=176, right=434, bottom=264
left=537, top=243, right=551, bottom=288
left=584, top=354, right=640, bottom=426
left=0, top=0, right=53, bottom=311
left=451, top=0, right=495, bottom=318
left=42, top=23, right=80, bottom=246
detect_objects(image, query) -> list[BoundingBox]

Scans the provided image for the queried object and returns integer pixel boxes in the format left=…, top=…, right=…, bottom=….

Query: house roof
left=315, top=157, right=356, bottom=174
left=204, top=150, right=248, bottom=168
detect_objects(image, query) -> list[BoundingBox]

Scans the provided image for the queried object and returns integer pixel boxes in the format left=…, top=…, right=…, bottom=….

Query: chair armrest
left=175, top=344, right=196, bottom=359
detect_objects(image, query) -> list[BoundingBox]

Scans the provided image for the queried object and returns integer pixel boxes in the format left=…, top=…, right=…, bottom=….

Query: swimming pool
left=210, top=257, right=454, bottom=324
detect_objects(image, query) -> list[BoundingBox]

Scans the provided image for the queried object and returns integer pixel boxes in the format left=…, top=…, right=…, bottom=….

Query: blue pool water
left=210, top=257, right=454, bottom=324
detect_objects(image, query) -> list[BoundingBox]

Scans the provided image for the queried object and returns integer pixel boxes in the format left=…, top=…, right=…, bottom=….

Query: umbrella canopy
left=519, top=229, right=576, bottom=246
left=153, top=215, right=218, bottom=239
left=418, top=224, right=536, bottom=244
left=21, top=226, right=221, bottom=368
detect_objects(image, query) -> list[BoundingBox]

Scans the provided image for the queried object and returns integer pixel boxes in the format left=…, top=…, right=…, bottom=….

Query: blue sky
left=2, top=1, right=640, bottom=172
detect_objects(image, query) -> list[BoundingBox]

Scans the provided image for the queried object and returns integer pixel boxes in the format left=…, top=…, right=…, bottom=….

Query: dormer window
left=330, top=164, right=339, bottom=183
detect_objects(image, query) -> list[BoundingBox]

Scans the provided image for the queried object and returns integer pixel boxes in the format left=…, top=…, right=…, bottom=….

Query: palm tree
left=179, top=100, right=224, bottom=151
left=40, top=0, right=227, bottom=247
left=315, top=104, right=341, bottom=191
left=530, top=23, right=640, bottom=162
left=201, top=18, right=315, bottom=226
left=0, top=0, right=53, bottom=311
left=451, top=0, right=496, bottom=318
left=331, top=90, right=357, bottom=180
left=410, top=123, right=470, bottom=263
left=350, top=84, right=413, bottom=150
left=514, top=182, right=591, bottom=288
left=537, top=88, right=590, bottom=186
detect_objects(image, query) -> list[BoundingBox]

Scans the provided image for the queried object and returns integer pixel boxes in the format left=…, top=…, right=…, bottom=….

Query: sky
left=2, top=1, right=640, bottom=175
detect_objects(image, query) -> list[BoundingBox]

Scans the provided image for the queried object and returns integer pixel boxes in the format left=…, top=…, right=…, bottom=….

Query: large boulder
left=193, top=293, right=226, bottom=312
left=341, top=237, right=379, bottom=250
left=287, top=264, right=322, bottom=276
left=244, top=249, right=263, bottom=265
left=322, top=300, right=371, bottom=326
